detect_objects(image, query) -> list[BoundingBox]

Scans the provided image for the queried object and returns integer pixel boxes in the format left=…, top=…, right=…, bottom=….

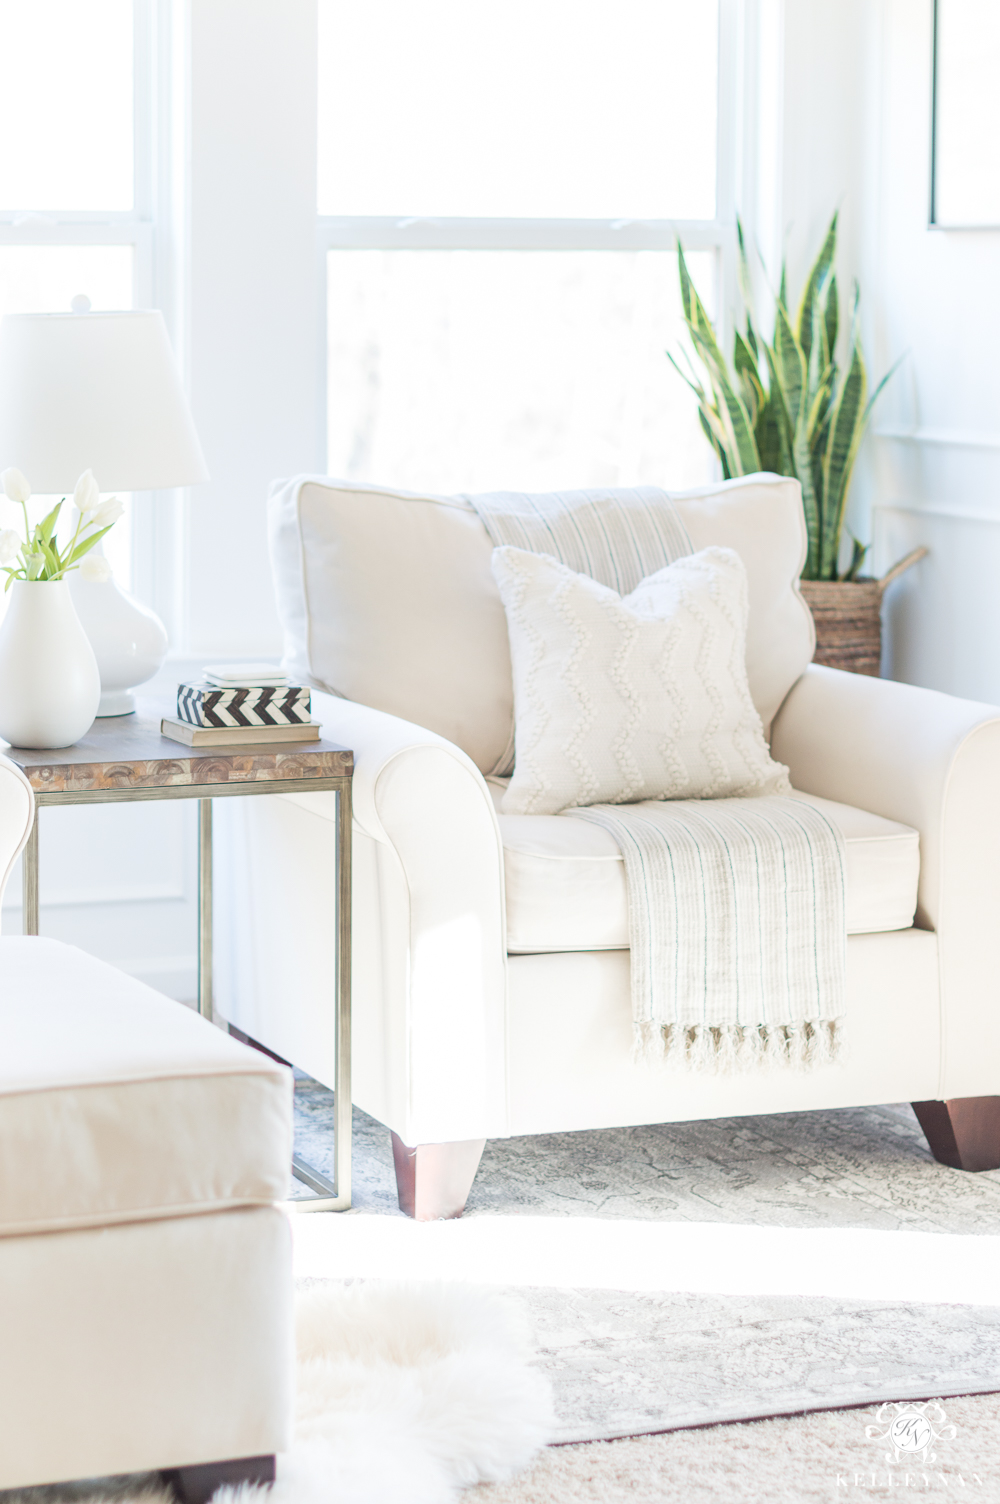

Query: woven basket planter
left=799, top=579, right=883, bottom=676
left=799, top=549, right=927, bottom=678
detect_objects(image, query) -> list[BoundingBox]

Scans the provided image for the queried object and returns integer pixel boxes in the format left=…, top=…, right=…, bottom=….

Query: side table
left=5, top=701, right=353, bottom=1212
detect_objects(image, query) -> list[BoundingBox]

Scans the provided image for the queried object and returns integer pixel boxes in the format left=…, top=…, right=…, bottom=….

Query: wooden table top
left=2, top=699, right=353, bottom=794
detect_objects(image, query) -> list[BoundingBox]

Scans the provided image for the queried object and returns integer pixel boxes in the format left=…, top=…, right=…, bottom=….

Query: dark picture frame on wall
left=930, top=0, right=1000, bottom=228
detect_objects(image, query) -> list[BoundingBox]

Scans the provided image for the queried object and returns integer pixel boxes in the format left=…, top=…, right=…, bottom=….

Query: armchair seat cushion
left=492, top=785, right=920, bottom=953
left=0, top=937, right=292, bottom=1239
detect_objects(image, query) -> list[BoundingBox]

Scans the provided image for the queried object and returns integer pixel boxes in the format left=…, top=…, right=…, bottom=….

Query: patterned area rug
left=292, top=1087, right=1000, bottom=1444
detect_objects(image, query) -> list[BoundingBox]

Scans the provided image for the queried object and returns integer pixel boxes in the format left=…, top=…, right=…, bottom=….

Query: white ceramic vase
left=0, top=579, right=102, bottom=749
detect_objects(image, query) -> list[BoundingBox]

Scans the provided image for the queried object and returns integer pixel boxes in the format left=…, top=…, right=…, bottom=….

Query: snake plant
left=669, top=213, right=899, bottom=581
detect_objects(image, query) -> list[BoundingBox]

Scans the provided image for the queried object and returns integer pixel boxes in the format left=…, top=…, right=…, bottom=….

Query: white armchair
left=214, top=474, right=1000, bottom=1218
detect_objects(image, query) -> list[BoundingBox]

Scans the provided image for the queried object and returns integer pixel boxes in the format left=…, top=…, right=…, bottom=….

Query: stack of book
left=161, top=663, right=320, bottom=747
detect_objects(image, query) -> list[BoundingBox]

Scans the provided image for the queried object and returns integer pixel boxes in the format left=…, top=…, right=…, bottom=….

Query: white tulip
left=0, top=528, right=20, bottom=565
left=79, top=553, right=112, bottom=583
left=1, top=468, right=31, bottom=504
left=91, top=496, right=124, bottom=529
left=73, top=469, right=100, bottom=515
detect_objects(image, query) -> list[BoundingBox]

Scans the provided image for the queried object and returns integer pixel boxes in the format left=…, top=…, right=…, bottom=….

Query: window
left=318, top=0, right=733, bottom=495
left=0, top=0, right=153, bottom=585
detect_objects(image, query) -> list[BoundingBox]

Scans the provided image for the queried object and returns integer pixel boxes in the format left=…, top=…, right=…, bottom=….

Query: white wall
left=867, top=0, right=1000, bottom=703
left=776, top=0, right=870, bottom=294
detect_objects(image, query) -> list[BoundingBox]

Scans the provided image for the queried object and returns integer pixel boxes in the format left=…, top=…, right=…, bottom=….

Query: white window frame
left=315, top=0, right=749, bottom=476
left=0, top=0, right=181, bottom=627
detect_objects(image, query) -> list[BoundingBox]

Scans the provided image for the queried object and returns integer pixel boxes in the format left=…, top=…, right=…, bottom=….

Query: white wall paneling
left=3, top=799, right=198, bottom=1001
left=876, top=504, right=1000, bottom=703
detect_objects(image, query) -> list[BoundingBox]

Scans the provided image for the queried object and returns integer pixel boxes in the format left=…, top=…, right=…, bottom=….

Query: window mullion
left=715, top=0, right=742, bottom=362
left=318, top=217, right=728, bottom=253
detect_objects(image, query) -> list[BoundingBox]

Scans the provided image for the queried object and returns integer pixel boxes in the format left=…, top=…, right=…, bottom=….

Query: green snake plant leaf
left=862, top=352, right=906, bottom=425
left=666, top=348, right=737, bottom=477
left=755, top=390, right=784, bottom=474
left=809, top=389, right=835, bottom=523
left=733, top=330, right=765, bottom=429
left=791, top=410, right=822, bottom=578
left=744, top=316, right=758, bottom=363
left=824, top=274, right=839, bottom=364
left=821, top=315, right=868, bottom=577
left=805, top=299, right=830, bottom=442
left=842, top=533, right=870, bottom=582
left=761, top=342, right=797, bottom=479
left=797, top=212, right=838, bottom=368
left=736, top=219, right=762, bottom=353
left=762, top=336, right=820, bottom=571
left=665, top=348, right=710, bottom=405
left=678, top=243, right=760, bottom=474
left=806, top=361, right=836, bottom=443
left=772, top=298, right=807, bottom=432
left=817, top=275, right=831, bottom=373
left=698, top=408, right=732, bottom=477
left=699, top=334, right=760, bottom=475
left=667, top=349, right=735, bottom=474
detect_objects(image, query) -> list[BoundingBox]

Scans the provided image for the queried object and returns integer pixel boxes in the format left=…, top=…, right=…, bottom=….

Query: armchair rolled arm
left=287, top=692, right=509, bottom=1143
left=771, top=666, right=1000, bottom=1096
left=0, top=755, right=34, bottom=923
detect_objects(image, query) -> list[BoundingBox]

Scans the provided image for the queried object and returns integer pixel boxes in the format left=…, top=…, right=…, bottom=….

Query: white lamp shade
left=0, top=310, right=209, bottom=493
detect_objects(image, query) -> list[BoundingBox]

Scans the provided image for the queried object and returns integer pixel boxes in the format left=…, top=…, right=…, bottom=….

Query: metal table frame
left=21, top=771, right=352, bottom=1213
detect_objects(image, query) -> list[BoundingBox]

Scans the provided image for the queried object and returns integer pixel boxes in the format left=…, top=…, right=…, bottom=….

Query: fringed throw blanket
left=470, top=485, right=847, bottom=1069
left=568, top=797, right=847, bottom=1069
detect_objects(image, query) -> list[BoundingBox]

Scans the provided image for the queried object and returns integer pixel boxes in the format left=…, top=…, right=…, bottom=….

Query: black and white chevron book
left=177, top=682, right=312, bottom=729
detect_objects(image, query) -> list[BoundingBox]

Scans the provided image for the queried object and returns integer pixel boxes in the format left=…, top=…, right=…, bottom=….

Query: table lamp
left=0, top=308, right=209, bottom=715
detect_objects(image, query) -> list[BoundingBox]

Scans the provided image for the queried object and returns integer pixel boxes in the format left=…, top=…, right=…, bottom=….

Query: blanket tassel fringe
left=634, top=1019, right=843, bottom=1073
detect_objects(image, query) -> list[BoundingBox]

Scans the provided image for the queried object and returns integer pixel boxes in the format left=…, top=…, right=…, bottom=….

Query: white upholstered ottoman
left=0, top=936, right=294, bottom=1498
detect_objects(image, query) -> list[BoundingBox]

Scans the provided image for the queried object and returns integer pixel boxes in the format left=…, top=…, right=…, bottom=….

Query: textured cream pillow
left=492, top=544, right=791, bottom=816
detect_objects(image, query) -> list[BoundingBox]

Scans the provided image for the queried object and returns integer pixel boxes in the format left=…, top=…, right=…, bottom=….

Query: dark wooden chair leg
left=161, top=1455, right=275, bottom=1503
left=391, top=1132, right=486, bottom=1220
left=912, top=1097, right=1000, bottom=1172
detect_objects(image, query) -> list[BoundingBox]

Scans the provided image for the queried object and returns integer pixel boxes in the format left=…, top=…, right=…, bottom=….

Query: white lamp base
left=69, top=566, right=169, bottom=720
left=97, top=688, right=139, bottom=717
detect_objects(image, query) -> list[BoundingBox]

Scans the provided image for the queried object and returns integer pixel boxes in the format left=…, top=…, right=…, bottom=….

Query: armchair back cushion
left=269, top=473, right=814, bottom=775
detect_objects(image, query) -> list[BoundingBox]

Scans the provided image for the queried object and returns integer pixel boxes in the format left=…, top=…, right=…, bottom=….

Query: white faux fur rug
left=1, top=1284, right=553, bottom=1504
left=266, top=1283, right=554, bottom=1504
